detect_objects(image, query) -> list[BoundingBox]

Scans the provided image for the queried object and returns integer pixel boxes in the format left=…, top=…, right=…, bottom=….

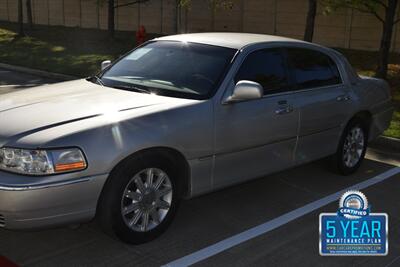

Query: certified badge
left=319, top=190, right=388, bottom=256
left=338, top=191, right=369, bottom=219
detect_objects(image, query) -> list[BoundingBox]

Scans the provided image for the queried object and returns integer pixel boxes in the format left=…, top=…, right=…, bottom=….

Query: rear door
left=286, top=47, right=353, bottom=164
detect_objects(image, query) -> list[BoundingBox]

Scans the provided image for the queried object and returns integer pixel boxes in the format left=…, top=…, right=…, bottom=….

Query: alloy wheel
left=342, top=126, right=365, bottom=168
left=121, top=168, right=173, bottom=232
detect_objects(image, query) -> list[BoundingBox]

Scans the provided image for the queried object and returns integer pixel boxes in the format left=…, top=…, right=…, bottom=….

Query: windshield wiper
left=89, top=75, right=104, bottom=86
left=111, top=84, right=152, bottom=94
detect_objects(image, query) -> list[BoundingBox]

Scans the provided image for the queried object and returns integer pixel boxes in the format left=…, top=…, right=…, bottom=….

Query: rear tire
left=97, top=155, right=180, bottom=244
left=331, top=119, right=368, bottom=175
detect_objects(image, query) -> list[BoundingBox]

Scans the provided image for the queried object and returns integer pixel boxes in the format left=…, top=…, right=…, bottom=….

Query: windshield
left=99, top=41, right=237, bottom=100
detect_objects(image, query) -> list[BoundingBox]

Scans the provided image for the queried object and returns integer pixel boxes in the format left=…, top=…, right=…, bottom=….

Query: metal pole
left=6, top=0, right=9, bottom=21
left=273, top=0, right=278, bottom=35
left=18, top=0, right=24, bottom=35
left=175, top=0, right=180, bottom=33
left=160, top=0, right=163, bottom=34
left=240, top=0, right=244, bottom=32
left=138, top=0, right=141, bottom=28
left=97, top=0, right=100, bottom=29
left=348, top=8, right=354, bottom=49
left=47, top=0, right=50, bottom=25
left=62, top=0, right=66, bottom=26
left=211, top=2, right=215, bottom=31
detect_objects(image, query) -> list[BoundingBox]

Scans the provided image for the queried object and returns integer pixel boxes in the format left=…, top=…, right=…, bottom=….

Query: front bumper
left=0, top=171, right=108, bottom=230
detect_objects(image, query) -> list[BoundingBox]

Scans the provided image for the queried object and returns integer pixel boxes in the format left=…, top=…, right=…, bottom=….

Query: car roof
left=154, top=32, right=307, bottom=50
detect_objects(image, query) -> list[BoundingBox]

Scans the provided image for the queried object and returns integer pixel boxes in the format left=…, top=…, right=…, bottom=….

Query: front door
left=213, top=48, right=299, bottom=188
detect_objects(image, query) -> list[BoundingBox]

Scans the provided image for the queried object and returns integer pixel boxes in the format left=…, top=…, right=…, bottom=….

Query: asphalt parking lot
left=0, top=68, right=56, bottom=95
left=1, top=69, right=400, bottom=267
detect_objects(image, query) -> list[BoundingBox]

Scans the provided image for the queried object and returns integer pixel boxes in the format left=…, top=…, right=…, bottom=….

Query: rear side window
left=235, top=49, right=290, bottom=95
left=287, top=48, right=341, bottom=90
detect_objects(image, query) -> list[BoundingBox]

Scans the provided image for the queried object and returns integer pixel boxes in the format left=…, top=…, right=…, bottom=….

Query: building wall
left=0, top=0, right=399, bottom=52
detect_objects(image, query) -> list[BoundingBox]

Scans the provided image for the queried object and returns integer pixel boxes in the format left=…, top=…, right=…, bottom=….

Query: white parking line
left=164, top=167, right=400, bottom=267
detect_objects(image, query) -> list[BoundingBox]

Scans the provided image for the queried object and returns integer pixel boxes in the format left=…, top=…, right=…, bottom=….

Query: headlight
left=0, top=147, right=87, bottom=175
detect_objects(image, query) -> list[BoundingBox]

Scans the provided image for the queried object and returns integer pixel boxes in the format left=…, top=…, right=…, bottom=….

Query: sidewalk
left=0, top=63, right=76, bottom=81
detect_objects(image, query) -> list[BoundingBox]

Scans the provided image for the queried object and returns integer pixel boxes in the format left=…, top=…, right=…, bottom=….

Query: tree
left=323, top=0, right=400, bottom=79
left=99, top=0, right=232, bottom=38
left=17, top=0, right=33, bottom=36
left=18, top=0, right=24, bottom=36
left=304, top=0, right=318, bottom=42
left=96, top=0, right=150, bottom=38
left=175, top=0, right=181, bottom=34
left=108, top=0, right=115, bottom=38
left=26, top=0, right=33, bottom=30
left=178, top=0, right=233, bottom=33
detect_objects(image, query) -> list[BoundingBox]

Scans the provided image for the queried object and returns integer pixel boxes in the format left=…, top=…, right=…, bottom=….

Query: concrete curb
left=0, top=63, right=78, bottom=81
left=370, top=135, right=400, bottom=152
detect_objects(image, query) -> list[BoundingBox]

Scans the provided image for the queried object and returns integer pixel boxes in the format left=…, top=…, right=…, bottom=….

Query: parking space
left=195, top=167, right=400, bottom=267
left=0, top=70, right=399, bottom=267
left=0, top=152, right=398, bottom=267
left=0, top=68, right=56, bottom=95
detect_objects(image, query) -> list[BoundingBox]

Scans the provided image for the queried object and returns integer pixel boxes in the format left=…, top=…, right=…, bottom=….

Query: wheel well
left=351, top=111, right=372, bottom=131
left=106, top=147, right=190, bottom=198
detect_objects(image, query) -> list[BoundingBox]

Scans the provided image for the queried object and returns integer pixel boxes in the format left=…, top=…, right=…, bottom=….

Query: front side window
left=235, top=49, right=290, bottom=95
left=100, top=41, right=237, bottom=100
left=287, top=48, right=341, bottom=90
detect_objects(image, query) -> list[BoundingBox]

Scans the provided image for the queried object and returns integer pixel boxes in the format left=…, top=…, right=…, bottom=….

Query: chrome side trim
left=0, top=174, right=107, bottom=191
left=193, top=136, right=297, bottom=160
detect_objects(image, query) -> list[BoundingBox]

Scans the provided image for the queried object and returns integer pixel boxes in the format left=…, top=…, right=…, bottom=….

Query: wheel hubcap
left=121, top=168, right=173, bottom=232
left=343, top=126, right=365, bottom=168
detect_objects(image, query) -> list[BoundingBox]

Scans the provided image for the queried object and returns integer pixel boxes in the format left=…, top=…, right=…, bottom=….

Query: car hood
left=0, top=79, right=191, bottom=145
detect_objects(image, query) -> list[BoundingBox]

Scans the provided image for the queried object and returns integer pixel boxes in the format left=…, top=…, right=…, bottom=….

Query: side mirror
left=101, top=60, right=112, bottom=71
left=225, top=80, right=263, bottom=104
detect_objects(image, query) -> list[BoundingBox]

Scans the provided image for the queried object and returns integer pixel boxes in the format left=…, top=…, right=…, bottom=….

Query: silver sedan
left=0, top=33, right=394, bottom=244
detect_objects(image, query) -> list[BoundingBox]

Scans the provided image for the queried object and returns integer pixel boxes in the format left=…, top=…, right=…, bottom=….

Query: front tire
left=98, top=156, right=180, bottom=244
left=331, top=119, right=368, bottom=175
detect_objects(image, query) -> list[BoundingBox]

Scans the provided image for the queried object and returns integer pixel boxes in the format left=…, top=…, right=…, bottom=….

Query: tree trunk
left=18, top=0, right=24, bottom=36
left=26, top=0, right=33, bottom=30
left=304, top=0, right=317, bottom=42
left=108, top=0, right=115, bottom=38
left=175, top=0, right=181, bottom=34
left=376, top=0, right=398, bottom=79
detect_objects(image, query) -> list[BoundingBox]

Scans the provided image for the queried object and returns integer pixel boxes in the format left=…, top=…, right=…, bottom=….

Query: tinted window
left=235, top=49, right=290, bottom=95
left=101, top=41, right=236, bottom=100
left=287, top=48, right=341, bottom=90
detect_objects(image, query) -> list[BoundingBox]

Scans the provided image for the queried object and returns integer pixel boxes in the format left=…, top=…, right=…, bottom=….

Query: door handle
left=275, top=105, right=293, bottom=115
left=336, top=94, right=350, bottom=101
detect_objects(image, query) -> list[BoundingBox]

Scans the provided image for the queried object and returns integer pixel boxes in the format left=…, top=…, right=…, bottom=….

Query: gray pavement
left=0, top=68, right=56, bottom=95
left=1, top=69, right=400, bottom=267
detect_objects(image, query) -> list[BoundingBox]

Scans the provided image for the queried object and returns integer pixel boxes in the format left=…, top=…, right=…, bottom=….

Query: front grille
left=0, top=214, right=5, bottom=227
